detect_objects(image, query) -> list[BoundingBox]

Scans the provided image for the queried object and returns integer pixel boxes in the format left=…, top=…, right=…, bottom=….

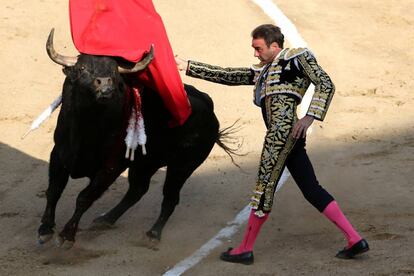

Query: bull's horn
left=46, top=28, right=78, bottom=67
left=118, top=45, right=154, bottom=74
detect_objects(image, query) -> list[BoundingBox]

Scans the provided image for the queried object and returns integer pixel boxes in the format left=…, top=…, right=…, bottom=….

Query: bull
left=38, top=29, right=237, bottom=249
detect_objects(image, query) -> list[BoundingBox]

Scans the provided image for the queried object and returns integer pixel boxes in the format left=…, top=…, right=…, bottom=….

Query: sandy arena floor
left=0, top=0, right=413, bottom=275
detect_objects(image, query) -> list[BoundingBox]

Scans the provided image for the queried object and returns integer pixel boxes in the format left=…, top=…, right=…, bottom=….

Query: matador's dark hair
left=251, top=24, right=284, bottom=48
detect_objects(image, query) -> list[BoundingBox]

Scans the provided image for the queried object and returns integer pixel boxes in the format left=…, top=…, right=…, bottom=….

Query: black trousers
left=284, top=137, right=334, bottom=212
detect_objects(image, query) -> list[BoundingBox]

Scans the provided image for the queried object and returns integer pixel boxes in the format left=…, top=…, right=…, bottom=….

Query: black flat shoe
left=220, top=248, right=254, bottom=265
left=336, top=239, right=369, bottom=259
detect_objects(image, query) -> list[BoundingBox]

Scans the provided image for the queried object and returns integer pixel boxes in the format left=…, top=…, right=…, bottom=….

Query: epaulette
left=282, top=47, right=308, bottom=60
left=250, top=63, right=266, bottom=71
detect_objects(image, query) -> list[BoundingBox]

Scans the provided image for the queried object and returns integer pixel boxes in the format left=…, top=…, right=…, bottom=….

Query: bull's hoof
left=38, top=233, right=54, bottom=245
left=55, top=235, right=75, bottom=250
left=146, top=230, right=161, bottom=241
left=130, top=232, right=160, bottom=251
left=38, top=224, right=55, bottom=245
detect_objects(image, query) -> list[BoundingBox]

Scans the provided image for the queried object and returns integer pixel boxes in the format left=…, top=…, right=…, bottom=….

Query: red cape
left=69, top=0, right=191, bottom=126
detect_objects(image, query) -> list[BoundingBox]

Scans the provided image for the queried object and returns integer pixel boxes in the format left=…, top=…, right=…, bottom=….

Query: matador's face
left=251, top=38, right=282, bottom=64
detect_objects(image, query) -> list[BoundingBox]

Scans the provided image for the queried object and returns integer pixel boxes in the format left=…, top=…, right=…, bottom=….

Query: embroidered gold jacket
left=186, top=48, right=335, bottom=121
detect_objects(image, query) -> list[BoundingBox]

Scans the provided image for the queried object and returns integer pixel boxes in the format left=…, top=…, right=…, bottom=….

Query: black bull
left=38, top=30, right=238, bottom=249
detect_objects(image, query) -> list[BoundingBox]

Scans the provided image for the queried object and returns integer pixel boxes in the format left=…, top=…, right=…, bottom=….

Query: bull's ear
left=62, top=66, right=75, bottom=79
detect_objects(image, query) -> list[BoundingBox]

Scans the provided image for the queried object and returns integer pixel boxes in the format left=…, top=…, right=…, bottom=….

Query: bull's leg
left=38, top=147, right=69, bottom=244
left=93, top=164, right=159, bottom=226
left=57, top=167, right=125, bottom=249
left=147, top=166, right=196, bottom=240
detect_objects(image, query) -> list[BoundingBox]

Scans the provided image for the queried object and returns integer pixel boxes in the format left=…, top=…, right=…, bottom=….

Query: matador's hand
left=174, top=55, right=188, bottom=72
left=292, top=115, right=314, bottom=139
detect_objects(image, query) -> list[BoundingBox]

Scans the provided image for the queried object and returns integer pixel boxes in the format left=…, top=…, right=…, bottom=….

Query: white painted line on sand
left=163, top=205, right=251, bottom=276
left=163, top=1, right=310, bottom=275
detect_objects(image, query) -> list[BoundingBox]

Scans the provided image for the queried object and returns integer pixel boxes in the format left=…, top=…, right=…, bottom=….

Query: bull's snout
left=94, top=77, right=115, bottom=98
left=94, top=77, right=113, bottom=89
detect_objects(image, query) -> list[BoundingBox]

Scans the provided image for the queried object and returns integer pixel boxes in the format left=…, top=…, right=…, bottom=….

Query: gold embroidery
left=297, top=51, right=335, bottom=121
left=267, top=73, right=280, bottom=83
left=285, top=62, right=291, bottom=71
left=254, top=210, right=266, bottom=218
left=187, top=61, right=253, bottom=85
left=250, top=95, right=298, bottom=213
left=283, top=47, right=307, bottom=60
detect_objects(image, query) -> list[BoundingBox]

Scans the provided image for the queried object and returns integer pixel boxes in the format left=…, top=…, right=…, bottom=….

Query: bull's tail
left=215, top=119, right=245, bottom=168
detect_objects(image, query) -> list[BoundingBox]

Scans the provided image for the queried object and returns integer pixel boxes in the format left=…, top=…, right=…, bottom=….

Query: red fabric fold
left=69, top=0, right=191, bottom=126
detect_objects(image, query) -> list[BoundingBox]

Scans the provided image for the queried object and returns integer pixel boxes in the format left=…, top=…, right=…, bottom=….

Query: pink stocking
left=230, top=210, right=269, bottom=255
left=323, top=201, right=362, bottom=248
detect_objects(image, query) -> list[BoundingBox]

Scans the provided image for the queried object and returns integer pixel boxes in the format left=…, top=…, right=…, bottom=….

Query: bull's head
left=46, top=28, right=154, bottom=101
